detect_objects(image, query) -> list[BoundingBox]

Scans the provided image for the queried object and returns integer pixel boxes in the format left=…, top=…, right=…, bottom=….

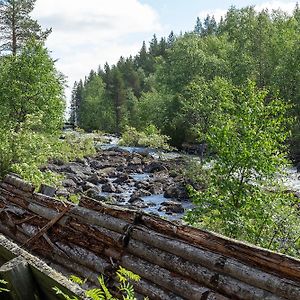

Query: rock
left=82, top=181, right=98, bottom=192
left=102, top=182, right=117, bottom=193
left=97, top=176, right=109, bottom=184
left=113, top=174, right=130, bottom=184
left=159, top=201, right=184, bottom=214
left=144, top=162, right=167, bottom=173
left=149, top=182, right=163, bottom=194
left=39, top=184, right=56, bottom=197
left=86, top=174, right=100, bottom=185
left=56, top=188, right=69, bottom=198
left=163, top=185, right=187, bottom=199
left=100, top=167, right=117, bottom=177
left=130, top=156, right=142, bottom=165
left=107, top=146, right=130, bottom=154
left=115, top=186, right=125, bottom=194
left=89, top=159, right=108, bottom=170
left=85, top=189, right=106, bottom=201
left=135, top=181, right=151, bottom=190
left=131, top=189, right=151, bottom=198
left=66, top=174, right=83, bottom=185
left=129, top=199, right=148, bottom=208
left=297, top=162, right=300, bottom=173
left=62, top=179, right=77, bottom=188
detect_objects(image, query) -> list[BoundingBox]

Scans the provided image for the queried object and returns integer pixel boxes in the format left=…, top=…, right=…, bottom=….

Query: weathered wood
left=141, top=215, right=300, bottom=282
left=0, top=235, right=87, bottom=300
left=132, top=278, right=185, bottom=300
left=127, top=239, right=284, bottom=300
left=0, top=256, right=40, bottom=300
left=79, top=196, right=137, bottom=223
left=131, top=227, right=300, bottom=299
left=3, top=175, right=34, bottom=193
left=54, top=242, right=112, bottom=274
left=23, top=205, right=71, bottom=247
left=70, top=205, right=129, bottom=233
left=2, top=175, right=300, bottom=299
left=121, top=254, right=230, bottom=300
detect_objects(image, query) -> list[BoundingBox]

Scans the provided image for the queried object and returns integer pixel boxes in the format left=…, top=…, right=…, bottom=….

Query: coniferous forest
left=71, top=5, right=300, bottom=161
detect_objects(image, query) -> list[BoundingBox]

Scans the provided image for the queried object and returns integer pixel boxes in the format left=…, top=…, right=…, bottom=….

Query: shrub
left=120, top=125, right=172, bottom=151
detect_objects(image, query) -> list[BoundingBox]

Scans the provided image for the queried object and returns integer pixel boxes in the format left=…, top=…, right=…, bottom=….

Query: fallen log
left=141, top=215, right=300, bottom=282
left=127, top=239, right=284, bottom=300
left=121, top=254, right=229, bottom=300
left=131, top=226, right=300, bottom=299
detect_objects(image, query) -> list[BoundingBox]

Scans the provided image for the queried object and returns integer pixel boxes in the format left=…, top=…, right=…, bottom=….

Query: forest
left=71, top=5, right=300, bottom=161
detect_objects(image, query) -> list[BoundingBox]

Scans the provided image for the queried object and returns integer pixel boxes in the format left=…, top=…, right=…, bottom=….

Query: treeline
left=71, top=5, right=300, bottom=159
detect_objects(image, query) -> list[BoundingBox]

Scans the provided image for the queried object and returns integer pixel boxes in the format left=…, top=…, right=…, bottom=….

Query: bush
left=120, top=125, right=172, bottom=151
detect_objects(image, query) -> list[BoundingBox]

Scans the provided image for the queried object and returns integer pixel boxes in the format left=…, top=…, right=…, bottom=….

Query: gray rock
left=86, top=174, right=100, bottom=185
left=149, top=182, right=163, bottom=194
left=56, top=188, right=69, bottom=198
left=62, top=179, right=77, bottom=188
left=102, top=182, right=117, bottom=193
left=131, top=189, right=151, bottom=198
left=144, top=162, right=167, bottom=173
left=85, top=188, right=105, bottom=201
left=159, top=200, right=184, bottom=214
left=39, top=184, right=56, bottom=197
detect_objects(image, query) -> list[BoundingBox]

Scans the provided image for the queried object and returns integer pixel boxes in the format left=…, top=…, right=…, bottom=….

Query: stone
left=159, top=200, right=184, bottom=214
left=144, top=161, right=167, bottom=173
left=86, top=174, right=100, bottom=185
left=149, top=182, right=163, bottom=194
left=62, top=179, right=77, bottom=188
left=39, top=184, right=56, bottom=197
left=102, top=182, right=117, bottom=193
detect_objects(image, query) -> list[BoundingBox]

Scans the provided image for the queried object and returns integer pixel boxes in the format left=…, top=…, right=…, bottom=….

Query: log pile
left=1, top=174, right=300, bottom=299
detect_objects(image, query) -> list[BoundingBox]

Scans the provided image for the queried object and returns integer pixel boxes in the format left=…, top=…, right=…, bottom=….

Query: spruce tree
left=194, top=17, right=203, bottom=35
left=0, top=0, right=50, bottom=55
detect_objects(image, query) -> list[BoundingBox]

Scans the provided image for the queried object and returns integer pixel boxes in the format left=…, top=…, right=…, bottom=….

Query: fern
left=0, top=279, right=9, bottom=293
left=97, top=275, right=116, bottom=299
left=85, top=288, right=105, bottom=300
left=52, top=286, right=78, bottom=300
left=52, top=266, right=145, bottom=300
left=117, top=267, right=140, bottom=283
left=70, top=275, right=85, bottom=286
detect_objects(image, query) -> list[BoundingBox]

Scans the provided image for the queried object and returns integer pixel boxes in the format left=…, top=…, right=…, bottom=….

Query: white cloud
left=198, top=1, right=297, bottom=22
left=32, top=0, right=162, bottom=102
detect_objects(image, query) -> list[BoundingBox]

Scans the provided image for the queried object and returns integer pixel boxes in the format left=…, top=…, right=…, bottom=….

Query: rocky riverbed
left=41, top=146, right=196, bottom=220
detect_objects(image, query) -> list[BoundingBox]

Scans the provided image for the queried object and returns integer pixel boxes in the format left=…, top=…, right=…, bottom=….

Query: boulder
left=102, top=182, right=117, bottom=193
left=144, top=162, right=167, bottom=173
left=159, top=200, right=184, bottom=214
left=86, top=174, right=101, bottom=185
left=39, top=184, right=56, bottom=197
left=62, top=179, right=77, bottom=188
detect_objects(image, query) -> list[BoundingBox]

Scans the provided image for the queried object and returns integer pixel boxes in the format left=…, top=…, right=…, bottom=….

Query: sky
left=32, top=0, right=298, bottom=104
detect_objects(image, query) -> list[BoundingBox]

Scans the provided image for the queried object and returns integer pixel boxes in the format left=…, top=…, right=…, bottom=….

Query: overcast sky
left=32, top=0, right=298, bottom=103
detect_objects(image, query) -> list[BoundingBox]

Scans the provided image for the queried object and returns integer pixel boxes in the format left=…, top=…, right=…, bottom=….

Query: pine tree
left=0, top=0, right=50, bottom=55
left=194, top=17, right=203, bottom=35
left=167, top=31, right=176, bottom=47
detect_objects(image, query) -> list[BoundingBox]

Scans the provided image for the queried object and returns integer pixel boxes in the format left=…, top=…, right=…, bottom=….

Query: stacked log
left=0, top=174, right=300, bottom=299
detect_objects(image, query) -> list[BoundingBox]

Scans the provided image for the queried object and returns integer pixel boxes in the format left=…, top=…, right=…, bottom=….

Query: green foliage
left=0, top=279, right=9, bottom=293
left=0, top=0, right=50, bottom=54
left=185, top=81, right=299, bottom=256
left=53, top=266, right=142, bottom=300
left=120, top=125, right=172, bottom=151
left=0, top=40, right=65, bottom=133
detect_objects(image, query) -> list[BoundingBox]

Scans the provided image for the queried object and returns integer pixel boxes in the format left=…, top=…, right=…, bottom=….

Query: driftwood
left=1, top=174, right=300, bottom=300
